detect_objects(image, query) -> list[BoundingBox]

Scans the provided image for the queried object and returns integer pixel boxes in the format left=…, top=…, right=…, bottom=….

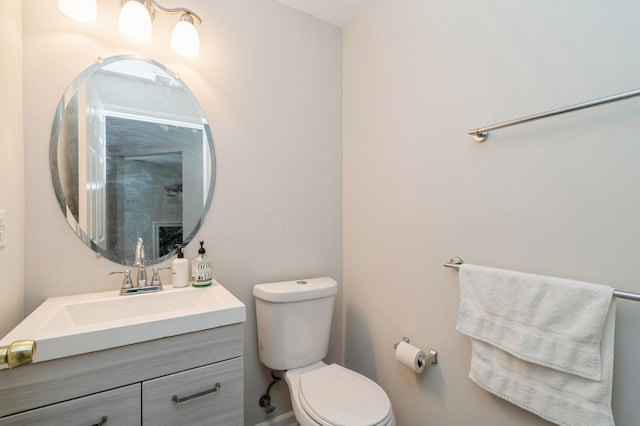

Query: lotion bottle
left=191, top=241, right=212, bottom=287
left=172, top=245, right=189, bottom=288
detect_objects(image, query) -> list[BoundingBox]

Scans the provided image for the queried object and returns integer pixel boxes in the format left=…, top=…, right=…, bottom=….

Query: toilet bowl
left=284, top=362, right=395, bottom=426
left=253, top=277, right=395, bottom=426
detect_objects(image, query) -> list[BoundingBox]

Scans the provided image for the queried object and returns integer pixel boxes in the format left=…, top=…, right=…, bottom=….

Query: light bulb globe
left=119, top=0, right=152, bottom=42
left=171, top=16, right=200, bottom=58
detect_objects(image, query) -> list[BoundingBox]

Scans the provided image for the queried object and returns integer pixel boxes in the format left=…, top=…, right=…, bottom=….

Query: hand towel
left=456, top=264, right=615, bottom=426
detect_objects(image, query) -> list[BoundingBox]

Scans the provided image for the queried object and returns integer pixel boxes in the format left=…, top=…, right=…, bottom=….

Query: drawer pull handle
left=91, top=415, right=108, bottom=426
left=172, top=382, right=221, bottom=403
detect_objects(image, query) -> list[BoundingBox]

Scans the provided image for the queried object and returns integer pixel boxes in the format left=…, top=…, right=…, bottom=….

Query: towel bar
left=443, top=256, right=640, bottom=302
left=468, top=88, right=640, bottom=142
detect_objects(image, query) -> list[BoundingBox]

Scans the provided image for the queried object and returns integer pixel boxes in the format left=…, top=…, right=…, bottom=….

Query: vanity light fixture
left=58, top=0, right=202, bottom=58
left=119, top=0, right=202, bottom=57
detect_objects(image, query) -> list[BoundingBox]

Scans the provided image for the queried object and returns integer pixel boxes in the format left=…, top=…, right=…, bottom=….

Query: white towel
left=456, top=264, right=615, bottom=426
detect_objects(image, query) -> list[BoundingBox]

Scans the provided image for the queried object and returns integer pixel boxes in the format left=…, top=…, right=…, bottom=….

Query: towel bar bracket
left=471, top=132, right=488, bottom=142
left=444, top=256, right=464, bottom=269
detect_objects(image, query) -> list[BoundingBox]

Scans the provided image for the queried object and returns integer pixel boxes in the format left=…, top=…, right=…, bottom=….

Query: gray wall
left=343, top=1, right=640, bottom=425
left=20, top=1, right=342, bottom=425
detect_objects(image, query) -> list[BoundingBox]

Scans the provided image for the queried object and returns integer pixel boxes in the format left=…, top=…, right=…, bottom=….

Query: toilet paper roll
left=395, top=341, right=426, bottom=373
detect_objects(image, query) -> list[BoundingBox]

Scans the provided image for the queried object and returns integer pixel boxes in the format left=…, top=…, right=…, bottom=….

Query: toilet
left=254, top=277, right=396, bottom=426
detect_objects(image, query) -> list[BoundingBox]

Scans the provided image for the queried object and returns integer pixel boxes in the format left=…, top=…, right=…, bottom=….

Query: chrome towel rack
left=443, top=256, right=640, bottom=302
left=468, top=88, right=640, bottom=142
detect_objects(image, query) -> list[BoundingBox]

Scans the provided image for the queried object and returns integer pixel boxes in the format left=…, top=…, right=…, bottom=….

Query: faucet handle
left=150, top=267, right=171, bottom=289
left=109, top=270, right=133, bottom=293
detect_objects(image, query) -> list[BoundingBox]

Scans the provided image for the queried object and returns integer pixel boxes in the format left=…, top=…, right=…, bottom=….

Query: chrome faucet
left=134, top=237, right=147, bottom=286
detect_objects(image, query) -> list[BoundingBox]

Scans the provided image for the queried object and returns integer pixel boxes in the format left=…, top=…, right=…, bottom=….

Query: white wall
left=21, top=1, right=342, bottom=424
left=344, top=1, right=640, bottom=425
left=0, top=0, right=24, bottom=337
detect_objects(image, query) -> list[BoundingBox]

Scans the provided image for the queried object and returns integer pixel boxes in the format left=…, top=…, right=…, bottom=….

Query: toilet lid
left=299, top=364, right=391, bottom=426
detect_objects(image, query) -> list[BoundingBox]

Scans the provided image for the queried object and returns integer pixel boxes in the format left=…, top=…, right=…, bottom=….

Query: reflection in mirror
left=50, top=56, right=215, bottom=266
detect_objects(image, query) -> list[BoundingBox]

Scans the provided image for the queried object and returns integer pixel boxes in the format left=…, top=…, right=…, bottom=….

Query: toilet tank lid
left=253, top=277, right=337, bottom=303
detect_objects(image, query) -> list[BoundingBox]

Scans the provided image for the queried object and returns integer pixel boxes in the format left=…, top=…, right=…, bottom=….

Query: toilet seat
left=298, top=364, right=392, bottom=426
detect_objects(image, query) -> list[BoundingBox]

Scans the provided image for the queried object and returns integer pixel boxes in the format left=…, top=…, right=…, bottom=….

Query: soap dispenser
left=191, top=241, right=212, bottom=287
left=172, top=245, right=189, bottom=288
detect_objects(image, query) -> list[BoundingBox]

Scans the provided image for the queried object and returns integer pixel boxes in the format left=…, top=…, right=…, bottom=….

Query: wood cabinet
left=0, top=324, right=243, bottom=425
left=143, top=358, right=243, bottom=426
left=0, top=384, right=141, bottom=426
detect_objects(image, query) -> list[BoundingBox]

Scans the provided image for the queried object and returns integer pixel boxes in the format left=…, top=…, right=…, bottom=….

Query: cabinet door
left=0, top=383, right=140, bottom=426
left=142, top=357, right=243, bottom=426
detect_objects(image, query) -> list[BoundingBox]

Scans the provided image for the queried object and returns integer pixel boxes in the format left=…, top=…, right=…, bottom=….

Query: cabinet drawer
left=142, top=357, right=243, bottom=426
left=0, top=384, right=140, bottom=426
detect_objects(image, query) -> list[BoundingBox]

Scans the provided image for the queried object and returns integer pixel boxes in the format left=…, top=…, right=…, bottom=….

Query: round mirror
left=50, top=56, right=215, bottom=266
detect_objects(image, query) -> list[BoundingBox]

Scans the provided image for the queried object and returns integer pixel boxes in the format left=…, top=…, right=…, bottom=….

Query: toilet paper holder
left=394, top=337, right=438, bottom=366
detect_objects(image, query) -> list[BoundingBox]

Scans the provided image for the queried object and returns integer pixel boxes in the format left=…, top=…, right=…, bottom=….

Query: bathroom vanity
left=0, top=323, right=243, bottom=425
left=0, top=284, right=246, bottom=425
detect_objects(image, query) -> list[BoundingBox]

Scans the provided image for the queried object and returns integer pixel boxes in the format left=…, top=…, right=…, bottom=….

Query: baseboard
left=253, top=411, right=298, bottom=426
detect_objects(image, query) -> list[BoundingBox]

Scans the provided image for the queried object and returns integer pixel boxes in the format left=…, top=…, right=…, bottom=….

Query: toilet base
left=283, top=362, right=395, bottom=426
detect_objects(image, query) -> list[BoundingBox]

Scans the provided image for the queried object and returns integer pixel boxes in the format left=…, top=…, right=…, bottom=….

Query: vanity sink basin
left=0, top=282, right=245, bottom=366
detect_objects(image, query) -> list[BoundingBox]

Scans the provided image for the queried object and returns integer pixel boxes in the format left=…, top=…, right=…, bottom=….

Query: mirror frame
left=49, top=55, right=216, bottom=266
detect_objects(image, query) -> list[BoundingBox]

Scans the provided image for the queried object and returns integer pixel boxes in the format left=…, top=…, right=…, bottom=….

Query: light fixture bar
left=150, top=0, right=202, bottom=23
left=60, top=0, right=203, bottom=57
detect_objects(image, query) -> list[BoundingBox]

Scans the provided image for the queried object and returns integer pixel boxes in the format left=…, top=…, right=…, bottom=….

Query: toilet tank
left=253, top=277, right=338, bottom=371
